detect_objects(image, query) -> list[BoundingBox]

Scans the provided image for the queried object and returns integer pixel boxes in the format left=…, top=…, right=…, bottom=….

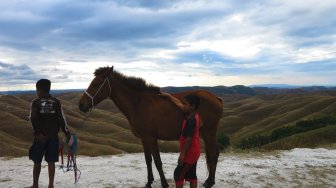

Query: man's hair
left=36, top=79, right=51, bottom=93
left=184, top=94, right=200, bottom=110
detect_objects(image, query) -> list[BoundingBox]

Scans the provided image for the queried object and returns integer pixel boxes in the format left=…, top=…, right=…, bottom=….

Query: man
left=27, top=79, right=71, bottom=188
left=160, top=92, right=201, bottom=188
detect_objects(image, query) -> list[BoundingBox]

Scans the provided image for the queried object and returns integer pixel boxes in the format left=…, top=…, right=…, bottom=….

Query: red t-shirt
left=179, top=112, right=200, bottom=164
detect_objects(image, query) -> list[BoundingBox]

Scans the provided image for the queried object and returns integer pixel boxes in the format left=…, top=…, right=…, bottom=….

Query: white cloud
left=178, top=38, right=262, bottom=59
left=294, top=47, right=336, bottom=63
left=0, top=0, right=336, bottom=90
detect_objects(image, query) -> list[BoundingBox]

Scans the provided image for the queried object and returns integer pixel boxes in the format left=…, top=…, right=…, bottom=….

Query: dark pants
left=174, top=162, right=197, bottom=186
left=29, top=136, right=59, bottom=163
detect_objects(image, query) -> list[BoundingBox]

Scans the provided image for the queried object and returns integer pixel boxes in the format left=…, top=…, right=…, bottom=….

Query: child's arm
left=179, top=117, right=196, bottom=163
left=160, top=92, right=186, bottom=111
left=178, top=137, right=192, bottom=164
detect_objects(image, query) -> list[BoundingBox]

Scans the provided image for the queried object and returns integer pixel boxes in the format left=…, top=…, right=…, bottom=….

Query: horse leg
left=152, top=140, right=169, bottom=188
left=142, top=138, right=154, bottom=188
left=202, top=132, right=219, bottom=188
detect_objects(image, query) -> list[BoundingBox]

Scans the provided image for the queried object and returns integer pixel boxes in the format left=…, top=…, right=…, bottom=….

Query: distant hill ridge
left=1, top=85, right=336, bottom=96
left=0, top=89, right=85, bottom=95
left=1, top=88, right=336, bottom=156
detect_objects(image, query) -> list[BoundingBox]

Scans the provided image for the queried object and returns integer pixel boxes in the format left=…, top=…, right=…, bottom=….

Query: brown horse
left=78, top=66, right=223, bottom=188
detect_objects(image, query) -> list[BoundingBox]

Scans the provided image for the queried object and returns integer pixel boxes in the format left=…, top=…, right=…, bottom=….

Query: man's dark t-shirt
left=30, top=94, right=69, bottom=138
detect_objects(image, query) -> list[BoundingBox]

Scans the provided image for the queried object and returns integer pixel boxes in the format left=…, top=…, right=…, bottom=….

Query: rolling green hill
left=219, top=90, right=336, bottom=149
left=1, top=90, right=336, bottom=157
left=0, top=93, right=145, bottom=157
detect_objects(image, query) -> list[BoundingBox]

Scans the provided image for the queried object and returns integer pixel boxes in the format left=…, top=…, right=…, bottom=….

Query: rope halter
left=84, top=75, right=112, bottom=109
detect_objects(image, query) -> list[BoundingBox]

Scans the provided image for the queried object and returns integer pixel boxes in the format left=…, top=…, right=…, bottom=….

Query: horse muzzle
left=79, top=102, right=91, bottom=113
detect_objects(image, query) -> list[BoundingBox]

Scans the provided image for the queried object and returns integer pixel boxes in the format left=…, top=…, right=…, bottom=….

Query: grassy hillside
left=0, top=93, right=147, bottom=157
left=262, top=125, right=336, bottom=150
left=1, top=90, right=336, bottom=157
left=220, top=91, right=336, bottom=141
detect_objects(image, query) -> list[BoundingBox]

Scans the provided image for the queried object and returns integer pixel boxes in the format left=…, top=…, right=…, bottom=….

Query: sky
left=0, top=0, right=336, bottom=91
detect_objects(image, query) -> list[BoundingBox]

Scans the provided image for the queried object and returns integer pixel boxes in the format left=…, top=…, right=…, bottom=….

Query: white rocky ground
left=1, top=148, right=336, bottom=188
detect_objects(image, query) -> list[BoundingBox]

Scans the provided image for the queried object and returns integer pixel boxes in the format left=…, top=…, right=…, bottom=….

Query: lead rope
left=59, top=111, right=91, bottom=183
left=60, top=74, right=111, bottom=183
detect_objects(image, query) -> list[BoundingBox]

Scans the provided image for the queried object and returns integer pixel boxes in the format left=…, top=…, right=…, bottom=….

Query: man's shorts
left=29, top=136, right=59, bottom=163
left=174, top=162, right=197, bottom=186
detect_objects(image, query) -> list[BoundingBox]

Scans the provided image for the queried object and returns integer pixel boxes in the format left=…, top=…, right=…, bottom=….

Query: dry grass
left=0, top=93, right=141, bottom=156
left=220, top=92, right=336, bottom=145
left=1, top=91, right=336, bottom=156
left=262, top=125, right=336, bottom=150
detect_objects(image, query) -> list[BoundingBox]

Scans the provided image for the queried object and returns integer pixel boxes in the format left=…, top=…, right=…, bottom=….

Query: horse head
left=79, top=66, right=114, bottom=112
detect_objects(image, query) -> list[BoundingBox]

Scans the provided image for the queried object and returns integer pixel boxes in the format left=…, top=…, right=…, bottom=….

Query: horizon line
left=1, top=84, right=336, bottom=93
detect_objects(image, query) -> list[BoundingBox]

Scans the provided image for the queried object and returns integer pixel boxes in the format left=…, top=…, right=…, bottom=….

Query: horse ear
left=109, top=66, right=114, bottom=74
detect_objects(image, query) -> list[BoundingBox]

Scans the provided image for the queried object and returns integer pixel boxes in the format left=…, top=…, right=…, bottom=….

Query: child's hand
left=159, top=92, right=170, bottom=97
left=178, top=153, right=185, bottom=165
left=66, top=131, right=71, bottom=141
left=37, top=134, right=48, bottom=143
left=67, top=135, right=74, bottom=147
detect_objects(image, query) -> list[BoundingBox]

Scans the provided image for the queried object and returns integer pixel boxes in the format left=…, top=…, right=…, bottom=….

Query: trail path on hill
left=1, top=148, right=336, bottom=187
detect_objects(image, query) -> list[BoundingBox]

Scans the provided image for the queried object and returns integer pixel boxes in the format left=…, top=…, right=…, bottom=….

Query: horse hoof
left=144, top=182, right=152, bottom=188
left=203, top=179, right=215, bottom=188
left=161, top=182, right=169, bottom=188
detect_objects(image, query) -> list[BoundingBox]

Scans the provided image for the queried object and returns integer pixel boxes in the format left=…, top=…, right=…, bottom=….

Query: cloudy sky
left=0, top=0, right=335, bottom=91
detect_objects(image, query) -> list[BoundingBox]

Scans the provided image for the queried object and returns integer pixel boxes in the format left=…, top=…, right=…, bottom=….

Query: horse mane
left=94, top=67, right=160, bottom=93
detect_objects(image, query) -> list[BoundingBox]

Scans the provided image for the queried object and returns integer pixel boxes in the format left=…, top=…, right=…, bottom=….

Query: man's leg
left=27, top=136, right=44, bottom=188
left=48, top=162, right=55, bottom=188
left=33, top=163, right=41, bottom=188
left=25, top=163, right=41, bottom=188
left=45, top=137, right=59, bottom=188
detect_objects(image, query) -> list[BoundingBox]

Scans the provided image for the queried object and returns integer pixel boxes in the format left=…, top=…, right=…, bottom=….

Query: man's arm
left=160, top=92, right=186, bottom=111
left=29, top=100, right=39, bottom=135
left=56, top=100, right=71, bottom=140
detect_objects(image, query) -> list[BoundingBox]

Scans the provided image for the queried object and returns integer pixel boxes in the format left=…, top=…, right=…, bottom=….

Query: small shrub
left=217, top=132, right=230, bottom=150
left=237, top=116, right=336, bottom=149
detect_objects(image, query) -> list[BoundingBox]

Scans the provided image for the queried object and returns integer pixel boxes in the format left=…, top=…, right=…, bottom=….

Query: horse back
left=134, top=90, right=223, bottom=140
left=173, top=90, right=223, bottom=133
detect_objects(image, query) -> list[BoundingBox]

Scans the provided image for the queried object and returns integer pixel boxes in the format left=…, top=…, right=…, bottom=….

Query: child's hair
left=184, top=94, right=200, bottom=110
left=36, top=79, right=51, bottom=93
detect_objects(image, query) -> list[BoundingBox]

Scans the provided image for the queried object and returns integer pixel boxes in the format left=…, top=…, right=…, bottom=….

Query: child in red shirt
left=160, top=92, right=201, bottom=188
